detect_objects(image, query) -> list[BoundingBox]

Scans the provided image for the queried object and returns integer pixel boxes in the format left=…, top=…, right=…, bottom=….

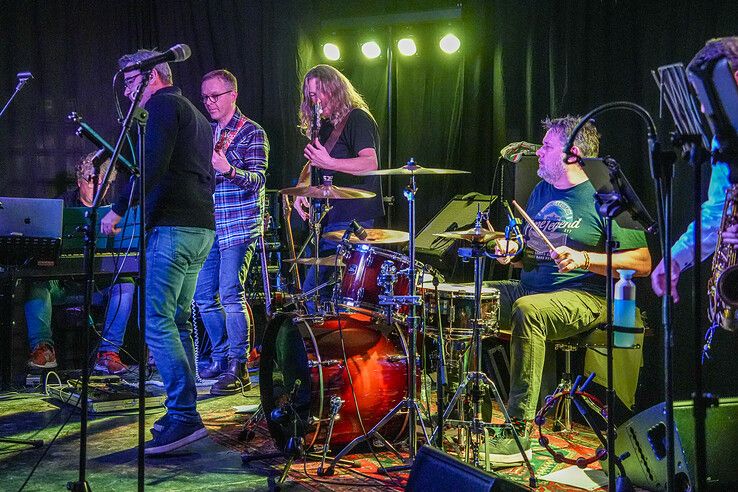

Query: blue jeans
left=302, top=219, right=374, bottom=313
left=193, top=236, right=256, bottom=363
left=25, top=278, right=135, bottom=352
left=145, top=226, right=214, bottom=424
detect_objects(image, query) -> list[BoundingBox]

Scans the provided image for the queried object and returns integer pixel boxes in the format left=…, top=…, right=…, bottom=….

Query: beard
left=537, top=159, right=567, bottom=184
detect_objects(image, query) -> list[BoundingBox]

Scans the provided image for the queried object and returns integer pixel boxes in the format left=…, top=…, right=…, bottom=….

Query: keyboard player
left=23, top=151, right=135, bottom=374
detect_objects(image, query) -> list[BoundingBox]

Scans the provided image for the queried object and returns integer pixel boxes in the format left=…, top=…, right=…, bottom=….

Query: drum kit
left=252, top=158, right=534, bottom=480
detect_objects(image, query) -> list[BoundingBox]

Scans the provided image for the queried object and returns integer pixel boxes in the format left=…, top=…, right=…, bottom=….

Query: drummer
left=294, top=64, right=384, bottom=310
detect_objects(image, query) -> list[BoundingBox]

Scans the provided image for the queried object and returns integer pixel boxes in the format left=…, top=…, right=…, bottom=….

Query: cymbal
left=323, top=228, right=410, bottom=244
left=356, top=163, right=470, bottom=176
left=278, top=184, right=376, bottom=199
left=283, top=254, right=344, bottom=266
left=434, top=227, right=505, bottom=243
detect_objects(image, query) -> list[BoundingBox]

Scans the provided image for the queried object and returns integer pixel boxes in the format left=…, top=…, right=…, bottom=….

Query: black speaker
left=414, top=193, right=495, bottom=271
left=611, top=399, right=738, bottom=491
left=405, top=445, right=527, bottom=492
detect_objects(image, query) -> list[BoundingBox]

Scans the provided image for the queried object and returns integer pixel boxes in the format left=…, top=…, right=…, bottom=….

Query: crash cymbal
left=322, top=228, right=410, bottom=244
left=278, top=184, right=376, bottom=199
left=283, top=254, right=344, bottom=266
left=356, top=163, right=470, bottom=176
left=434, top=227, right=505, bottom=243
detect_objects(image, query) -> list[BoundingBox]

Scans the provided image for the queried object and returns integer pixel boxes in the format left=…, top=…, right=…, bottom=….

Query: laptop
left=0, top=197, right=63, bottom=265
left=0, top=197, right=63, bottom=238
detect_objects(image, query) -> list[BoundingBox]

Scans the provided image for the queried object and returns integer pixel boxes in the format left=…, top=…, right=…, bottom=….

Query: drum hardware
left=428, top=211, right=537, bottom=486
left=307, top=359, right=343, bottom=368
left=316, top=396, right=345, bottom=476
left=327, top=158, right=452, bottom=475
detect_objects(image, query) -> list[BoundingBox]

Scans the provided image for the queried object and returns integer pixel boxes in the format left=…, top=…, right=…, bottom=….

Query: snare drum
left=422, top=283, right=500, bottom=339
left=338, top=244, right=425, bottom=319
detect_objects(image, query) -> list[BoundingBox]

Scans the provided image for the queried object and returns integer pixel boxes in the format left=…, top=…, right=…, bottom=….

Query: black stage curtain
left=2, top=0, right=737, bottom=403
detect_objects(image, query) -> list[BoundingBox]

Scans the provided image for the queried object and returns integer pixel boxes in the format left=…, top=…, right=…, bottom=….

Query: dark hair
left=202, top=69, right=238, bottom=92
left=542, top=115, right=600, bottom=158
left=688, top=37, right=738, bottom=73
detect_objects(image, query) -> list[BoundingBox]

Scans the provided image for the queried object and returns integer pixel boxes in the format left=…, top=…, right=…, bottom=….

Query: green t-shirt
left=519, top=180, right=646, bottom=295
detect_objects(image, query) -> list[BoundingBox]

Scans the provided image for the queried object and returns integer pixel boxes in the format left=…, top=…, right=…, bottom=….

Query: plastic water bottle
left=614, top=269, right=636, bottom=348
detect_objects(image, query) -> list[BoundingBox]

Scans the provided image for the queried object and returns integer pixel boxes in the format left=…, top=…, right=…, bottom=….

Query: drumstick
left=511, top=200, right=557, bottom=252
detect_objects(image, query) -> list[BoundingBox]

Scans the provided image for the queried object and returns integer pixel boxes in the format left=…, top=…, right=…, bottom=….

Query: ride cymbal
left=322, top=228, right=410, bottom=244
left=434, top=227, right=505, bottom=243
left=356, top=163, right=470, bottom=176
left=278, top=184, right=376, bottom=199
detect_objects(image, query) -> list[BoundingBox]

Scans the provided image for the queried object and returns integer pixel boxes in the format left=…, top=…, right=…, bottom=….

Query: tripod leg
left=325, top=398, right=406, bottom=474
left=429, top=373, right=470, bottom=444
left=277, top=455, right=296, bottom=485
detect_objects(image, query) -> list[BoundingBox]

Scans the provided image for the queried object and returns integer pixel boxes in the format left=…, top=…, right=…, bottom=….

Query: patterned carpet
left=207, top=406, right=610, bottom=491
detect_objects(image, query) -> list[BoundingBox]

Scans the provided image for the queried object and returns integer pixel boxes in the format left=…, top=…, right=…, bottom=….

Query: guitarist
left=194, top=69, right=269, bottom=395
left=294, top=65, right=384, bottom=311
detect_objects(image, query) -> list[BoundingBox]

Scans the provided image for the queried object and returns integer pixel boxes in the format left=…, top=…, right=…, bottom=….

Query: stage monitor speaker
left=610, top=398, right=738, bottom=491
left=414, top=193, right=495, bottom=270
left=406, top=445, right=527, bottom=492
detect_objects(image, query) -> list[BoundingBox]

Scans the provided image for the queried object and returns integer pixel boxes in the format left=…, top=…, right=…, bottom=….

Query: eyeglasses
left=123, top=73, right=144, bottom=89
left=201, top=90, right=233, bottom=104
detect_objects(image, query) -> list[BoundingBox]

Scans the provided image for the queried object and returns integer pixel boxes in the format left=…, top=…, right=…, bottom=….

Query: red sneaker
left=28, top=344, right=58, bottom=369
left=94, top=351, right=128, bottom=375
left=247, top=348, right=260, bottom=373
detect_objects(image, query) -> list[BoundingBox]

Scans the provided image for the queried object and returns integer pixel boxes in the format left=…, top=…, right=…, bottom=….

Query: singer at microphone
left=102, top=48, right=217, bottom=457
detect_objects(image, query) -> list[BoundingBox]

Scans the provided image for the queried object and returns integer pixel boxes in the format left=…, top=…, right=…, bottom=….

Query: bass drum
left=260, top=312, right=413, bottom=449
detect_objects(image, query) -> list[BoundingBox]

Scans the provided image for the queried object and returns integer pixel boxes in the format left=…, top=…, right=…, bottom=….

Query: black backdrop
left=2, top=0, right=737, bottom=404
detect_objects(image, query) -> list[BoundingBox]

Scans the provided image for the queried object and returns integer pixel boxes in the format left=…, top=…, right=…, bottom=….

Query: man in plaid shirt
left=194, top=69, right=269, bottom=395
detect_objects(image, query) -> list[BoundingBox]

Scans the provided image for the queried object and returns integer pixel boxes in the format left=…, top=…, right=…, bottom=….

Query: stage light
left=397, top=38, right=417, bottom=56
left=361, top=41, right=382, bottom=59
left=323, top=43, right=341, bottom=61
left=439, top=33, right=460, bottom=54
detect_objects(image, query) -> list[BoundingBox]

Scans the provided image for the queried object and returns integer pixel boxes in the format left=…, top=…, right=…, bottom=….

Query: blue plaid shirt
left=212, top=108, right=269, bottom=249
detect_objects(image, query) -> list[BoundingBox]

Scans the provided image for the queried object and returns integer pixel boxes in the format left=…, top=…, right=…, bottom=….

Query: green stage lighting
left=361, top=41, right=382, bottom=59
left=323, top=43, right=341, bottom=61
left=439, top=33, right=460, bottom=54
left=397, top=38, right=417, bottom=56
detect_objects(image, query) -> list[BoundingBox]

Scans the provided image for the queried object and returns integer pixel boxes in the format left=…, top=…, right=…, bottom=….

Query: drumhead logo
left=525, top=200, right=582, bottom=257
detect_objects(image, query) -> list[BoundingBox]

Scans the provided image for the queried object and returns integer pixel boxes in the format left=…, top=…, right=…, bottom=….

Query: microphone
left=500, top=141, right=541, bottom=163
left=120, top=44, right=191, bottom=73
left=349, top=220, right=368, bottom=241
left=16, top=72, right=33, bottom=81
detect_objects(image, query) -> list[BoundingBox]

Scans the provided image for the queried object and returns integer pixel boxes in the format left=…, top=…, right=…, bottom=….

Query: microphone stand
left=0, top=74, right=32, bottom=121
left=68, top=70, right=149, bottom=492
left=567, top=103, right=674, bottom=490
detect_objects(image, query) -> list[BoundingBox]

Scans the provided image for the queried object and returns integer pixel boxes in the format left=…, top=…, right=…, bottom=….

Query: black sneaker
left=152, top=413, right=172, bottom=434
left=485, top=427, right=532, bottom=467
left=144, top=419, right=208, bottom=455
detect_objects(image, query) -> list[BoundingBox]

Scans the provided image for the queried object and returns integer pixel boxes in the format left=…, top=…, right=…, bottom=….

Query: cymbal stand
left=428, top=223, right=536, bottom=486
left=325, top=163, right=427, bottom=475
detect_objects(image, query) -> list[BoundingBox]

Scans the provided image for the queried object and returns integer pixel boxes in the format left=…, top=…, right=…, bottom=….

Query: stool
left=551, top=326, right=645, bottom=433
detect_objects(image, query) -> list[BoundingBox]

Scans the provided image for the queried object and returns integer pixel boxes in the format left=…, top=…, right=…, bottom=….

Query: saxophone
left=707, top=184, right=738, bottom=331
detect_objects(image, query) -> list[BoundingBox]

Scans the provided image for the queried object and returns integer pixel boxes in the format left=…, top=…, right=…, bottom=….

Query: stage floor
left=1, top=373, right=623, bottom=491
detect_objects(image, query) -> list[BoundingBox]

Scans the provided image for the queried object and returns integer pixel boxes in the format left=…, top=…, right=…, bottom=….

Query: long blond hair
left=299, top=64, right=371, bottom=137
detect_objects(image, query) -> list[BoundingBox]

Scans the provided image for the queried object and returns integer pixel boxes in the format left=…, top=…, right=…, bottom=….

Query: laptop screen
left=0, top=197, right=63, bottom=238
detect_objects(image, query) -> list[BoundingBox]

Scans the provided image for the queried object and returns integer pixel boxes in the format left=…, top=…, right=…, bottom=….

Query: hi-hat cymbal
left=357, top=163, right=470, bottom=176
left=283, top=254, right=344, bottom=266
left=278, top=184, right=376, bottom=199
left=323, top=228, right=410, bottom=244
left=434, top=227, right=505, bottom=243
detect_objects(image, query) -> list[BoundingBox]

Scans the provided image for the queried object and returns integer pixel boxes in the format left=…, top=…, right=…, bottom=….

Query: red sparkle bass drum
left=259, top=312, right=415, bottom=449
